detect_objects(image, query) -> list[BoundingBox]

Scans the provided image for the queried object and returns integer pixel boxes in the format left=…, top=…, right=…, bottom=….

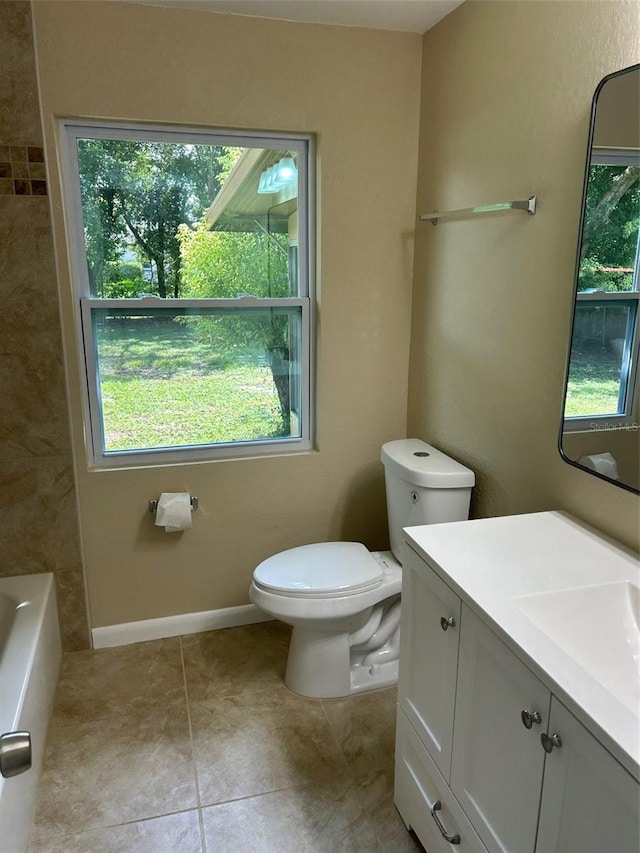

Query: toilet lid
left=254, top=542, right=384, bottom=598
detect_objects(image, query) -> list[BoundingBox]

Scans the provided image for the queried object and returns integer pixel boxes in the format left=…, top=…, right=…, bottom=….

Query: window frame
left=563, top=147, right=640, bottom=432
left=60, top=120, right=315, bottom=468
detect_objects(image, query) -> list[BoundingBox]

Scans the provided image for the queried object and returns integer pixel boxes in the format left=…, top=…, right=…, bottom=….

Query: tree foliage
left=178, top=220, right=294, bottom=432
left=77, top=139, right=239, bottom=297
left=579, top=163, right=640, bottom=292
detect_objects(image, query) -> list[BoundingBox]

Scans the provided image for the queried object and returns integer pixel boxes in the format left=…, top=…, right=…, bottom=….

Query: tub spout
left=0, top=731, right=32, bottom=778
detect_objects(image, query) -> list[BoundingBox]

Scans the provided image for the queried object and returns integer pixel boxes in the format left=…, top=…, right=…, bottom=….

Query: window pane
left=578, top=162, right=640, bottom=293
left=565, top=300, right=637, bottom=417
left=91, top=308, right=303, bottom=452
left=76, top=137, right=301, bottom=299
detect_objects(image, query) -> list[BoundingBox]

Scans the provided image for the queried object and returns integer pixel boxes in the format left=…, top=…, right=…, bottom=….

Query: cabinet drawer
left=395, top=709, right=488, bottom=853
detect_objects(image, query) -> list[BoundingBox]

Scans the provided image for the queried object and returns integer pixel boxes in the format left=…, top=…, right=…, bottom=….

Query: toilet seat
left=253, top=542, right=384, bottom=599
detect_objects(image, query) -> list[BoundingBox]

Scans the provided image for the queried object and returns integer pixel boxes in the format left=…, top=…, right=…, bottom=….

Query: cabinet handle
left=431, top=800, right=461, bottom=844
left=541, top=732, right=562, bottom=753
left=440, top=616, right=456, bottom=631
left=521, top=709, right=542, bottom=729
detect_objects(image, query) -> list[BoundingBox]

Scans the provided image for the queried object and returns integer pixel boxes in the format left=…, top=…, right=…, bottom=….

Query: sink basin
left=514, top=581, right=640, bottom=714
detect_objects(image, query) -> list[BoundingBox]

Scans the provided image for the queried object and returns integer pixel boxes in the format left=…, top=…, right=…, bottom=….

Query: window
left=61, top=122, right=313, bottom=466
left=564, top=149, right=640, bottom=430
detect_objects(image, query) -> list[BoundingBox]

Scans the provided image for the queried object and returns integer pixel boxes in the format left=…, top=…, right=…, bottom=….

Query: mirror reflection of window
left=560, top=63, right=640, bottom=494
left=566, top=149, right=640, bottom=420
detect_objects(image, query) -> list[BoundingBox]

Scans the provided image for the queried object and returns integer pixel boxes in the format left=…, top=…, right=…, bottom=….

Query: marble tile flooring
left=30, top=621, right=424, bottom=852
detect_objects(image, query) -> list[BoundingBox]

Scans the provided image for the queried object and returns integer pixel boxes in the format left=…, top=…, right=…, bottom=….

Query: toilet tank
left=381, top=438, right=475, bottom=562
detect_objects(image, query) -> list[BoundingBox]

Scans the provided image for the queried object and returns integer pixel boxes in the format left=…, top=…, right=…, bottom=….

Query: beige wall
left=32, top=1, right=422, bottom=627
left=594, top=65, right=640, bottom=148
left=0, top=1, right=88, bottom=649
left=409, top=0, right=640, bottom=551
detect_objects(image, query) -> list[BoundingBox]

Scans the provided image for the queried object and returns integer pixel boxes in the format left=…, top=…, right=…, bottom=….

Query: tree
left=579, top=163, right=640, bottom=292
left=76, top=139, right=240, bottom=297
left=178, top=219, right=294, bottom=432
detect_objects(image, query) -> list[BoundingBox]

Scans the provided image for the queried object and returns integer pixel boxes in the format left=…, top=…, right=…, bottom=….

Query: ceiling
left=138, top=0, right=464, bottom=33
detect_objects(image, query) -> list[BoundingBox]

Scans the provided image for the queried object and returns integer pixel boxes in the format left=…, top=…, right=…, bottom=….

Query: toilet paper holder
left=149, top=495, right=198, bottom=513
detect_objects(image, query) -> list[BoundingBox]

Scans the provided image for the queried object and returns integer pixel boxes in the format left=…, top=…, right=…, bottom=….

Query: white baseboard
left=91, top=604, right=273, bottom=649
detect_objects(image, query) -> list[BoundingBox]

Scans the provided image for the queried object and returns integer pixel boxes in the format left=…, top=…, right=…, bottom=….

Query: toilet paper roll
left=155, top=492, right=192, bottom=532
left=578, top=452, right=619, bottom=480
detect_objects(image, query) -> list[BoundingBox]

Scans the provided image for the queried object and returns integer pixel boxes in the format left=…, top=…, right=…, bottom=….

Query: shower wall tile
left=0, top=197, right=61, bottom=343
left=55, top=569, right=90, bottom=652
left=0, top=455, right=81, bottom=574
left=0, top=2, right=88, bottom=649
left=0, top=2, right=42, bottom=145
left=0, top=342, right=71, bottom=458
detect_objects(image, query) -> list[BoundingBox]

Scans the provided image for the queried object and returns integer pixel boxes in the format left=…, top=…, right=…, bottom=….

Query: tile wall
left=0, top=1, right=88, bottom=649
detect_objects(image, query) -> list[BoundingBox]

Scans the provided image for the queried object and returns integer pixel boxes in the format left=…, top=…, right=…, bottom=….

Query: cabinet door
left=535, top=698, right=640, bottom=853
left=398, top=546, right=461, bottom=779
left=451, top=606, right=550, bottom=853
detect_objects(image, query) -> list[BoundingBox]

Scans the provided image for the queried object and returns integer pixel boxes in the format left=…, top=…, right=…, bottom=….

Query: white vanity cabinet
left=395, top=532, right=640, bottom=853
left=535, top=698, right=639, bottom=853
left=451, top=606, right=550, bottom=853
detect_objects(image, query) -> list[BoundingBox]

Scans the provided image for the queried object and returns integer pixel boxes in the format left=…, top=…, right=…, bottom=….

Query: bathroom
left=0, top=0, right=638, bottom=850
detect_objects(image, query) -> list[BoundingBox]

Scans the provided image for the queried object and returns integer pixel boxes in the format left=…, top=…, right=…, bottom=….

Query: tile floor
left=30, top=621, right=424, bottom=852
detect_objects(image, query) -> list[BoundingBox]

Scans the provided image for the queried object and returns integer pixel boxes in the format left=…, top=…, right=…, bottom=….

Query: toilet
left=249, top=438, right=475, bottom=698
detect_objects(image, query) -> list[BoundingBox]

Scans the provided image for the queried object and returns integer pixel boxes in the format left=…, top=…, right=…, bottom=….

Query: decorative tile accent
left=14, top=178, right=31, bottom=195
left=10, top=145, right=27, bottom=161
left=0, top=142, right=47, bottom=194
left=11, top=161, right=30, bottom=179
left=29, top=162, right=46, bottom=179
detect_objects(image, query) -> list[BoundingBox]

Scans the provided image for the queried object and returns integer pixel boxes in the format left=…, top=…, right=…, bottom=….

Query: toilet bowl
left=249, top=439, right=475, bottom=699
left=250, top=543, right=402, bottom=698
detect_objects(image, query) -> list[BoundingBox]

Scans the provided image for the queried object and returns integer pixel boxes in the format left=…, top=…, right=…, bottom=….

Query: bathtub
left=0, top=574, right=61, bottom=853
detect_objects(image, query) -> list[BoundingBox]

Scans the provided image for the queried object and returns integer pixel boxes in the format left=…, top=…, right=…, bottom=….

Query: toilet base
left=284, top=623, right=399, bottom=699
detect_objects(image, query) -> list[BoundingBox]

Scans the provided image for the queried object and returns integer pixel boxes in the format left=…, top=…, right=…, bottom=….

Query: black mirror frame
left=558, top=62, right=640, bottom=495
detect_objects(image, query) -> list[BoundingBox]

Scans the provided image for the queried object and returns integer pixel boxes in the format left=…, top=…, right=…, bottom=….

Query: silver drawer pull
left=440, top=616, right=456, bottom=631
left=431, top=799, right=461, bottom=845
left=541, top=732, right=563, bottom=753
left=521, top=709, right=542, bottom=729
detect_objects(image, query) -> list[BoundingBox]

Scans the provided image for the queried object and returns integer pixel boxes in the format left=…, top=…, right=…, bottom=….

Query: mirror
left=560, top=64, right=640, bottom=494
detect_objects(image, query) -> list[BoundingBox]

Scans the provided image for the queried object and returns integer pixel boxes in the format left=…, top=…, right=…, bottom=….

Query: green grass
left=96, top=319, right=283, bottom=451
left=565, top=339, right=622, bottom=417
